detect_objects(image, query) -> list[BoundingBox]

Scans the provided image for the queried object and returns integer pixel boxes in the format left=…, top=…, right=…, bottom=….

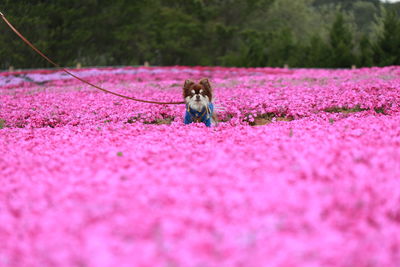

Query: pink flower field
left=1, top=66, right=400, bottom=266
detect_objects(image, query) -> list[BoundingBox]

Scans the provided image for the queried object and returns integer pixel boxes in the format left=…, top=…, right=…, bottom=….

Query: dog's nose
left=195, top=95, right=200, bottom=100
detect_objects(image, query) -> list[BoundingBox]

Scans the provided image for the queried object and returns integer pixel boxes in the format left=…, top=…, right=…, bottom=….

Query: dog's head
left=183, top=78, right=213, bottom=112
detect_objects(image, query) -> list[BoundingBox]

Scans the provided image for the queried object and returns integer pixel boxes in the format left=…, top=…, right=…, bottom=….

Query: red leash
left=0, top=11, right=185, bottom=105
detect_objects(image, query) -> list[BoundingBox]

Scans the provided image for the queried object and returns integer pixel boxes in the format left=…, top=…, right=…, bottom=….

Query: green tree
left=373, top=9, right=400, bottom=66
left=304, top=34, right=331, bottom=68
left=313, top=0, right=380, bottom=10
left=240, top=30, right=267, bottom=67
left=358, top=34, right=374, bottom=67
left=266, top=28, right=296, bottom=67
left=352, top=1, right=379, bottom=34
left=328, top=13, right=355, bottom=67
left=0, top=0, right=399, bottom=69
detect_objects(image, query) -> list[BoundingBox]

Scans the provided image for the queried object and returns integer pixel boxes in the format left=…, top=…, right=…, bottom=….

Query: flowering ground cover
left=1, top=66, right=400, bottom=266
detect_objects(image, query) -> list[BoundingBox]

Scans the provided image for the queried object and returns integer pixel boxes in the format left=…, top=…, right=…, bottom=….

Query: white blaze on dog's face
left=183, top=79, right=213, bottom=112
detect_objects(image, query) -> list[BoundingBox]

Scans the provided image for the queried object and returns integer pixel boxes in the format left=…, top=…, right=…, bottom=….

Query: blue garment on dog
left=184, top=103, right=214, bottom=127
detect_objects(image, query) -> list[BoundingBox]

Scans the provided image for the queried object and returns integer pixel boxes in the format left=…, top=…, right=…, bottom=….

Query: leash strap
left=0, top=11, right=185, bottom=105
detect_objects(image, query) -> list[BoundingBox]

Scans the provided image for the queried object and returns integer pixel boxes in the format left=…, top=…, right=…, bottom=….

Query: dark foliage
left=0, top=0, right=399, bottom=69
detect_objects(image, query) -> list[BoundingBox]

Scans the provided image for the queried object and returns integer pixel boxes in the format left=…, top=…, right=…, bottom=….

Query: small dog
left=183, top=78, right=217, bottom=127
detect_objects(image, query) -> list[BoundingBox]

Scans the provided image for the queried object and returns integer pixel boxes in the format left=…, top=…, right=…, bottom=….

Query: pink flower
left=1, top=66, right=400, bottom=266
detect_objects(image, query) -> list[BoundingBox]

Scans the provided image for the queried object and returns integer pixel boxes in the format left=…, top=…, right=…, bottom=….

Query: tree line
left=0, top=0, right=399, bottom=69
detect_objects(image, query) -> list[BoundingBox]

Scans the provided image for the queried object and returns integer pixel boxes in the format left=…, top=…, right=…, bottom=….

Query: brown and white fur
left=183, top=78, right=218, bottom=125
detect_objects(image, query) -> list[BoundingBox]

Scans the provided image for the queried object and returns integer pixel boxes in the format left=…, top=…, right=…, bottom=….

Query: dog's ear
left=183, top=80, right=194, bottom=90
left=199, top=78, right=212, bottom=92
left=183, top=79, right=194, bottom=96
left=199, top=78, right=212, bottom=101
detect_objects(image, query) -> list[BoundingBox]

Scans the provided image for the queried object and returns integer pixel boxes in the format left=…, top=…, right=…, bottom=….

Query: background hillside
left=0, top=0, right=399, bottom=69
